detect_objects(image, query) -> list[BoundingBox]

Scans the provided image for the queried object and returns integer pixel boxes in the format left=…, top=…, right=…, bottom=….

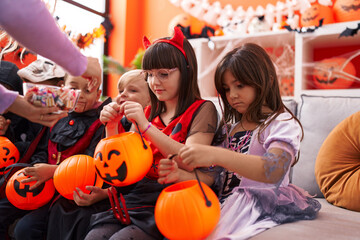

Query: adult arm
left=7, top=95, right=67, bottom=127
left=0, top=85, right=18, bottom=114
left=0, top=0, right=101, bottom=91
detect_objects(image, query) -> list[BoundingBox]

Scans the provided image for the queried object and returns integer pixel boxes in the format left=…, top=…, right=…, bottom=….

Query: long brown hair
left=142, top=36, right=201, bottom=121
left=214, top=43, right=303, bottom=164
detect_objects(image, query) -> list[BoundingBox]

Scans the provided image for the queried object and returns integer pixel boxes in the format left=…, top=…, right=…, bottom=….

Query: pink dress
left=208, top=112, right=320, bottom=239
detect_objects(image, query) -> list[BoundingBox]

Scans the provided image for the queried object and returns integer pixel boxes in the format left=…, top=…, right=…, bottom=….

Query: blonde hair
left=118, top=69, right=146, bottom=90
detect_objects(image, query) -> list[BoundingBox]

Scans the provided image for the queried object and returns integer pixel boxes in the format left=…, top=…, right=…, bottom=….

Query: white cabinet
left=190, top=21, right=360, bottom=103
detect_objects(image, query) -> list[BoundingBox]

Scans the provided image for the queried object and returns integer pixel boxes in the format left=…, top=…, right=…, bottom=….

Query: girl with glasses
left=84, top=27, right=219, bottom=240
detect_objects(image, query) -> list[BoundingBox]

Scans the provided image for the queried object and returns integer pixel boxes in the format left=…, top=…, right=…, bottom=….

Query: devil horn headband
left=143, top=26, right=188, bottom=62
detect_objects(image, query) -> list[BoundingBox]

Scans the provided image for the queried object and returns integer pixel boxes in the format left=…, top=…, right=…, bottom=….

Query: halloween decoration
left=168, top=0, right=321, bottom=34
left=168, top=13, right=215, bottom=39
left=0, top=34, right=37, bottom=68
left=247, top=15, right=271, bottom=34
left=94, top=132, right=153, bottom=187
left=285, top=19, right=324, bottom=33
left=300, top=3, right=334, bottom=27
left=339, top=23, right=360, bottom=37
left=72, top=24, right=106, bottom=50
left=312, top=57, right=356, bottom=89
left=280, top=77, right=295, bottom=96
left=53, top=154, right=103, bottom=200
left=155, top=179, right=220, bottom=240
left=221, top=17, right=247, bottom=36
left=0, top=136, right=20, bottom=175
left=333, top=0, right=360, bottom=23
left=5, top=169, right=55, bottom=210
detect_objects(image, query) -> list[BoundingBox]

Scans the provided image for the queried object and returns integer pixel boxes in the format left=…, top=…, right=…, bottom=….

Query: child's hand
left=100, top=102, right=123, bottom=126
left=179, top=144, right=215, bottom=170
left=0, top=115, right=11, bottom=135
left=158, top=156, right=180, bottom=184
left=73, top=186, right=108, bottom=206
left=121, top=101, right=147, bottom=130
left=21, top=164, right=57, bottom=190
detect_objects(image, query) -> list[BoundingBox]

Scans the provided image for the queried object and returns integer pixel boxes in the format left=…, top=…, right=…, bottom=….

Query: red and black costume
left=0, top=98, right=112, bottom=240
left=88, top=99, right=207, bottom=240
left=45, top=98, right=114, bottom=240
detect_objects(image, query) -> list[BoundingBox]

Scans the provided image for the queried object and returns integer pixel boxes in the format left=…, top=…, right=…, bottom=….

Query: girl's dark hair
left=142, top=37, right=201, bottom=121
left=214, top=43, right=303, bottom=164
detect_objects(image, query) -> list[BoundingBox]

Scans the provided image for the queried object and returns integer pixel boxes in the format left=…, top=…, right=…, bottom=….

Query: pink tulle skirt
left=207, top=184, right=321, bottom=240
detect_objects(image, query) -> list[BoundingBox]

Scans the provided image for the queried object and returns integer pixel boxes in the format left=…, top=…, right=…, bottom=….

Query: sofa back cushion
left=292, top=95, right=360, bottom=197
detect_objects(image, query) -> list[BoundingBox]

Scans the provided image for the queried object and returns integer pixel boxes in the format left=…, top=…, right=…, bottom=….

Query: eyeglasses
left=142, top=68, right=178, bottom=82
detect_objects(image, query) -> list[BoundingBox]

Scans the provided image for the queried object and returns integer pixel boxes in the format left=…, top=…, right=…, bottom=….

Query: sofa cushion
left=292, top=95, right=360, bottom=197
left=315, top=111, right=360, bottom=211
left=250, top=198, right=360, bottom=239
left=283, top=99, right=297, bottom=115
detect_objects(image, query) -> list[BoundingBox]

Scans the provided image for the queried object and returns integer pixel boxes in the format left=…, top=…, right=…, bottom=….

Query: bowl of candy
left=23, top=83, right=80, bottom=112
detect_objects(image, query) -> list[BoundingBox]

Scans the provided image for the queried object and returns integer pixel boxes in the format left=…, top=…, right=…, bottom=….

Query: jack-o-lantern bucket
left=155, top=180, right=220, bottom=240
left=0, top=137, right=20, bottom=175
left=53, top=154, right=103, bottom=200
left=6, top=169, right=55, bottom=210
left=312, top=57, right=356, bottom=89
left=94, top=132, right=153, bottom=187
left=300, top=3, right=335, bottom=27
left=333, top=0, right=360, bottom=22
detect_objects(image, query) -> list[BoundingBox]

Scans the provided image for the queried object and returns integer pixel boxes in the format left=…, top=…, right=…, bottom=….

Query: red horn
left=169, top=26, right=185, bottom=50
left=143, top=36, right=152, bottom=49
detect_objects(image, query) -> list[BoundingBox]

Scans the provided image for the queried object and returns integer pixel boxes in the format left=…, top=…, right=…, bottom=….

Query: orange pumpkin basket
left=155, top=179, right=220, bottom=240
left=93, top=132, right=153, bottom=187
left=6, top=169, right=55, bottom=210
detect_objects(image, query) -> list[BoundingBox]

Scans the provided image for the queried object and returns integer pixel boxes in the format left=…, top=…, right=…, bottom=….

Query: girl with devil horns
left=84, top=27, right=219, bottom=240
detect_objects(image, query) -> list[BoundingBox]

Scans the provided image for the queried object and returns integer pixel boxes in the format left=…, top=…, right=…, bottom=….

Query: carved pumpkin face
left=0, top=137, right=20, bottom=175
left=94, top=132, right=153, bottom=187
left=280, top=77, right=294, bottom=96
left=312, top=57, right=356, bottom=89
left=5, top=169, right=55, bottom=210
left=155, top=180, right=220, bottom=240
left=333, top=0, right=360, bottom=22
left=53, top=154, right=103, bottom=200
left=301, top=3, right=335, bottom=27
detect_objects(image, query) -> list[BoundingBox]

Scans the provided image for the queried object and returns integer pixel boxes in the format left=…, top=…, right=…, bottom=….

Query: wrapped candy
left=23, top=83, right=80, bottom=112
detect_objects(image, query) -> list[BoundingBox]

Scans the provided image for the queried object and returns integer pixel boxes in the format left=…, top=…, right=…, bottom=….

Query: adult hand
left=73, top=186, right=108, bottom=206
left=82, top=57, right=102, bottom=92
left=7, top=96, right=67, bottom=127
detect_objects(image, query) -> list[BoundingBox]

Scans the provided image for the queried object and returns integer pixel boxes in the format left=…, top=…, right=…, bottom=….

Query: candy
left=23, top=83, right=80, bottom=112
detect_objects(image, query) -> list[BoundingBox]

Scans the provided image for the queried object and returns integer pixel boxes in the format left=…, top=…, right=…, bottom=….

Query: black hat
left=0, top=61, right=23, bottom=95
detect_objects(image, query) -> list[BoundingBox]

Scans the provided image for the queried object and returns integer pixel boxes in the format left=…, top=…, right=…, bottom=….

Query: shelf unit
left=190, top=21, right=360, bottom=104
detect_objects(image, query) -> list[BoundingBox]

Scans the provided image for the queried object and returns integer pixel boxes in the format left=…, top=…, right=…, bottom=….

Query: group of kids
left=0, top=27, right=320, bottom=240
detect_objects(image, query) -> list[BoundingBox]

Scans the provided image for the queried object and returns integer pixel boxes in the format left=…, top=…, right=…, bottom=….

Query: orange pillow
left=315, top=111, right=360, bottom=211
